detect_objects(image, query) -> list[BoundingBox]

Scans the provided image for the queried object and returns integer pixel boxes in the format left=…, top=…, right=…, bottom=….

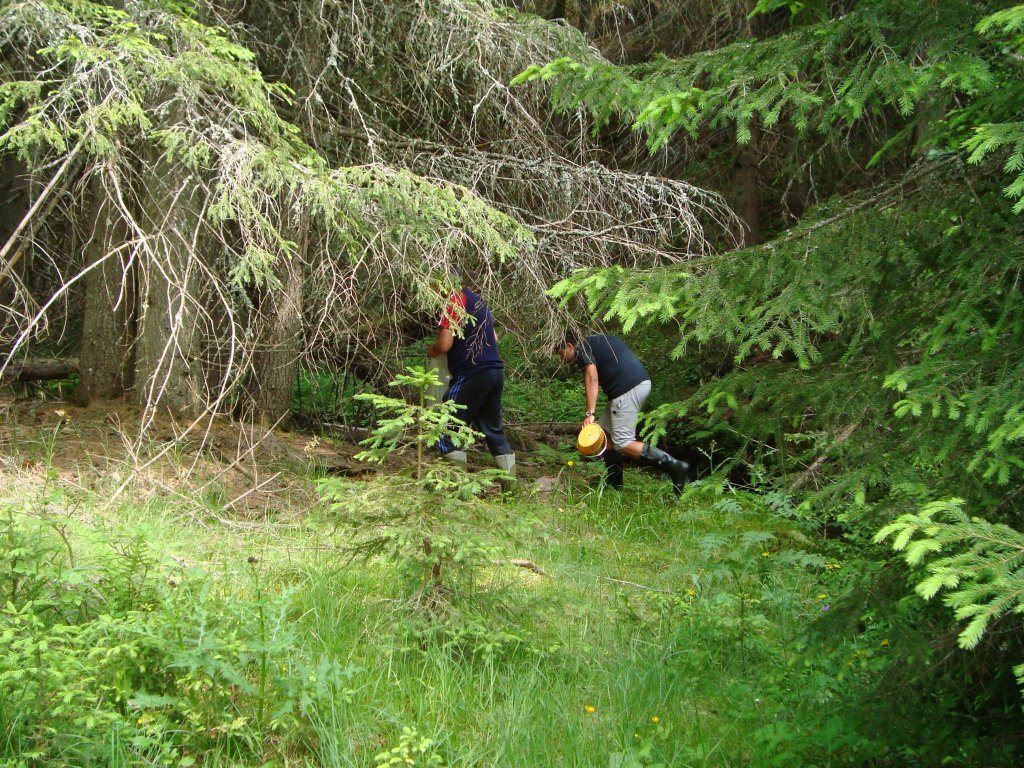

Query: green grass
left=0, top=444, right=999, bottom=768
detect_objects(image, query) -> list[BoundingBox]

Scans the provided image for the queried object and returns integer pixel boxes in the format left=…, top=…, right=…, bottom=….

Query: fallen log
left=491, top=558, right=549, bottom=576
left=0, top=358, right=79, bottom=384
left=507, top=421, right=579, bottom=436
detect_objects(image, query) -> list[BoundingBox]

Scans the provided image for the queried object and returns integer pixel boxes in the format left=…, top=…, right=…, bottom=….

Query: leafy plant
left=0, top=498, right=355, bottom=765
left=610, top=717, right=673, bottom=768
left=374, top=726, right=446, bottom=768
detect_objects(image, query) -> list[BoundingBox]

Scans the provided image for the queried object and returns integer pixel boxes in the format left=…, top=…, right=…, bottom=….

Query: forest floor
left=0, top=394, right=564, bottom=516
left=0, top=390, right=851, bottom=767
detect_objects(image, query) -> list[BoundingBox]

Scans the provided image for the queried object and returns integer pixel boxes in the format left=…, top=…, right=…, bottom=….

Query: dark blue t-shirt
left=574, top=334, right=649, bottom=399
left=440, top=288, right=503, bottom=377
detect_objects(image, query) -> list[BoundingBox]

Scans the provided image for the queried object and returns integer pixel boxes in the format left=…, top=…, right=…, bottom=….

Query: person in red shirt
left=427, top=278, right=516, bottom=487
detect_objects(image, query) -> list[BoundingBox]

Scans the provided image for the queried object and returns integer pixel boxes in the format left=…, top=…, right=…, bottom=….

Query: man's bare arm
left=428, top=328, right=454, bottom=358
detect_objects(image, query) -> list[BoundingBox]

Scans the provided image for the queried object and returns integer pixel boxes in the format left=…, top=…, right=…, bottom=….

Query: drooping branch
left=0, top=0, right=732, bottom=436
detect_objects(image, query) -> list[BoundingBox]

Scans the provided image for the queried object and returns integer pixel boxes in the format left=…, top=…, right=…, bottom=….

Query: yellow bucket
left=576, top=423, right=607, bottom=457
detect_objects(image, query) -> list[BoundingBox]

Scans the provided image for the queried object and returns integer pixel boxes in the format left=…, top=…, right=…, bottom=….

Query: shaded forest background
left=2, top=0, right=1024, bottom=764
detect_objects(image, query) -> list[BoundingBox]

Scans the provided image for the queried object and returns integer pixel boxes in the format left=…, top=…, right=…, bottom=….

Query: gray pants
left=598, top=379, right=651, bottom=450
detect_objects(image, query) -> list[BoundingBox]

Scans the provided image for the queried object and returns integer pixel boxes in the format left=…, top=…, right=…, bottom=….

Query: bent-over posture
left=557, top=332, right=689, bottom=494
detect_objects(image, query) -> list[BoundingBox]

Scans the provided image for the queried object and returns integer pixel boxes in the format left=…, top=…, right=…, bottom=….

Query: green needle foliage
left=521, top=0, right=1024, bottom=716
left=353, top=365, right=482, bottom=481
left=967, top=5, right=1024, bottom=211
left=0, top=0, right=529, bottom=279
left=515, top=1, right=1011, bottom=154
left=319, top=365, right=527, bottom=636
left=876, top=498, right=1024, bottom=685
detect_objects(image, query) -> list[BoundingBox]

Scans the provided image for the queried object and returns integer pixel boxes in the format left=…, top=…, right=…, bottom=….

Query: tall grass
left=2, top=440, right=1014, bottom=767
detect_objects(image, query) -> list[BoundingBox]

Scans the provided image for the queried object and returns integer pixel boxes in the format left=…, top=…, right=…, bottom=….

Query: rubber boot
left=494, top=452, right=517, bottom=492
left=443, top=450, right=468, bottom=471
left=602, top=451, right=624, bottom=489
left=639, top=444, right=690, bottom=496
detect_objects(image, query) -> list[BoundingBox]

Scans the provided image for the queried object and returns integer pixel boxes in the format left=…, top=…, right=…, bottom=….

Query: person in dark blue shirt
left=557, top=332, right=689, bottom=494
left=427, top=281, right=515, bottom=487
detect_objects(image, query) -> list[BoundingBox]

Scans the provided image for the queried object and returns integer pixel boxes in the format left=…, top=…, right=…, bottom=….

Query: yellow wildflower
left=880, top=638, right=890, bottom=647
left=651, top=715, right=660, bottom=724
left=584, top=705, right=596, bottom=714
left=761, top=551, right=770, bottom=558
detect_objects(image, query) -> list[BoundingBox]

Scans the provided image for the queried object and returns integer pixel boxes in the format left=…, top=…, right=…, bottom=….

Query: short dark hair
left=556, top=331, right=579, bottom=353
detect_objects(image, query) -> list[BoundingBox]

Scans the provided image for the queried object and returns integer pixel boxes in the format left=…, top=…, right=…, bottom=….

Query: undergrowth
left=2, top=454, right=1015, bottom=765
left=0, top=415, right=1020, bottom=766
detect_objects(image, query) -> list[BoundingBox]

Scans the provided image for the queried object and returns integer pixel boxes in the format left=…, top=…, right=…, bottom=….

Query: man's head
left=556, top=331, right=579, bottom=363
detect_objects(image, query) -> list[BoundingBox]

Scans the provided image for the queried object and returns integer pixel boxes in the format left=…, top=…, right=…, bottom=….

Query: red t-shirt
left=439, top=290, right=467, bottom=331
left=437, top=288, right=502, bottom=376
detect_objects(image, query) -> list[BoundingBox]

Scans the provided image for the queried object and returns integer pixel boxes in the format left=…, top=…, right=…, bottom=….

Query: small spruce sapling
left=321, top=366, right=514, bottom=601
left=354, top=366, right=483, bottom=483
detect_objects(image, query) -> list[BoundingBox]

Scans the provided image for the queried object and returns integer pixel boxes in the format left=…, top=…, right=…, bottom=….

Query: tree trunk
left=133, top=155, right=206, bottom=419
left=77, top=175, right=135, bottom=403
left=0, top=155, right=32, bottom=347
left=245, top=251, right=305, bottom=426
left=0, top=155, right=30, bottom=257
left=731, top=13, right=765, bottom=248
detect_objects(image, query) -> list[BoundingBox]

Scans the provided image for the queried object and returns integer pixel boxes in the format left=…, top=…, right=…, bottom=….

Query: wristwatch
left=585, top=411, right=595, bottom=417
